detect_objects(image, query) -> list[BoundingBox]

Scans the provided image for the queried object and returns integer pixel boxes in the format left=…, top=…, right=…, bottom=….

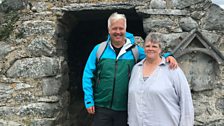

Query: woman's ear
left=159, top=48, right=162, bottom=55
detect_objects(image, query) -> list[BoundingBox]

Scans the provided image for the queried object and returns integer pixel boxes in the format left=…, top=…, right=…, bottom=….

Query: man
left=82, top=12, right=177, bottom=126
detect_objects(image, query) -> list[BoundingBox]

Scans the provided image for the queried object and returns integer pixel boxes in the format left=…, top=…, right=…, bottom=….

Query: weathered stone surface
left=6, top=57, right=59, bottom=78
left=38, top=96, right=59, bottom=103
left=193, top=101, right=207, bottom=116
left=134, top=36, right=144, bottom=47
left=31, top=2, right=54, bottom=12
left=189, top=0, right=211, bottom=10
left=218, top=36, right=224, bottom=52
left=13, top=91, right=35, bottom=104
left=18, top=103, right=59, bottom=118
left=0, top=83, right=13, bottom=103
left=58, top=91, right=70, bottom=108
left=137, top=9, right=189, bottom=16
left=172, top=0, right=204, bottom=9
left=193, top=88, right=224, bottom=125
left=27, top=38, right=56, bottom=57
left=0, top=42, right=14, bottom=60
left=143, top=17, right=174, bottom=33
left=202, top=4, right=224, bottom=31
left=0, top=0, right=27, bottom=12
left=0, top=106, right=17, bottom=116
left=216, top=98, right=224, bottom=112
left=191, top=76, right=215, bottom=91
left=159, top=33, right=188, bottom=50
left=42, top=59, right=69, bottom=96
left=206, top=120, right=224, bottom=126
left=42, top=76, right=65, bottom=96
left=150, top=0, right=166, bottom=9
left=20, top=20, right=55, bottom=36
left=191, top=11, right=206, bottom=20
left=178, top=53, right=216, bottom=92
left=0, top=119, right=22, bottom=126
left=62, top=3, right=134, bottom=11
left=179, top=17, right=198, bottom=31
left=201, top=30, right=221, bottom=44
left=1, top=49, right=29, bottom=74
left=13, top=82, right=33, bottom=91
left=30, top=119, right=55, bottom=126
left=59, top=59, right=69, bottom=74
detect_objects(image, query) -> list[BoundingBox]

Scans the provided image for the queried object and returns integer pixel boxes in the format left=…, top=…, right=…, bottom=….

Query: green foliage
left=0, top=11, right=19, bottom=41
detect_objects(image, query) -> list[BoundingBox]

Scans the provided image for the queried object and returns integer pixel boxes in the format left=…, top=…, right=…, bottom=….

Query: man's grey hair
left=108, top=12, right=127, bottom=29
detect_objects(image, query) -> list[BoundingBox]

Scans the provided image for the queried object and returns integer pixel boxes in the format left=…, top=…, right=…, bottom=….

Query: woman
left=128, top=33, right=194, bottom=126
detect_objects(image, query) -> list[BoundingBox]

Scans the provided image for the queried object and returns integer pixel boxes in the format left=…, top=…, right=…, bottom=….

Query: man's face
left=108, top=19, right=126, bottom=44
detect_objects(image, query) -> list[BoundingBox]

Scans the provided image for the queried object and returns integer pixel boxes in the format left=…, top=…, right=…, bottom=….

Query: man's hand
left=87, top=106, right=95, bottom=114
left=166, top=56, right=178, bottom=69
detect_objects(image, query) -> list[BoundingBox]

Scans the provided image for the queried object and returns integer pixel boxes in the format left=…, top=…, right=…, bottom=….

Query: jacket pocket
left=95, top=63, right=105, bottom=88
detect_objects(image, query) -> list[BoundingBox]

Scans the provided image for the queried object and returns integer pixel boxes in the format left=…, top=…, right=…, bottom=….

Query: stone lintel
left=137, top=9, right=189, bottom=16
left=61, top=3, right=135, bottom=11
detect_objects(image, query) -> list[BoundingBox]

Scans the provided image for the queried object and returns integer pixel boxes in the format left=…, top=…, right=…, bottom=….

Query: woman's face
left=144, top=41, right=161, bottom=60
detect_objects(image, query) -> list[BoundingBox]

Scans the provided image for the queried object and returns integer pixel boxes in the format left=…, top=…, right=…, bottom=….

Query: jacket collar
left=108, top=38, right=133, bottom=59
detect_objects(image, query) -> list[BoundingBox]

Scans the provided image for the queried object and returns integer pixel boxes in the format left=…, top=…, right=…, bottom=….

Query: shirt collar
left=137, top=57, right=166, bottom=66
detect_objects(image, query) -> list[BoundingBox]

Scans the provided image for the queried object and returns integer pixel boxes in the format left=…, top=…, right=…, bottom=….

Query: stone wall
left=0, top=0, right=223, bottom=126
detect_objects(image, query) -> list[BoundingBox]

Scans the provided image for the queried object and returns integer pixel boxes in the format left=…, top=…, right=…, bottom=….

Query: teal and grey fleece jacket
left=82, top=32, right=145, bottom=111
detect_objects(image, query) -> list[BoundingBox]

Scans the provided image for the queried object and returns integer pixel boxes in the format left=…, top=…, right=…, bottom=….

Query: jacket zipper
left=128, top=64, right=131, bottom=79
left=96, top=71, right=101, bottom=88
left=96, top=63, right=104, bottom=87
left=110, top=59, right=118, bottom=108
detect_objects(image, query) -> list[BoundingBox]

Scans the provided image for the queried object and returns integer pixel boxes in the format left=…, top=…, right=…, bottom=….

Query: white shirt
left=128, top=58, right=194, bottom=126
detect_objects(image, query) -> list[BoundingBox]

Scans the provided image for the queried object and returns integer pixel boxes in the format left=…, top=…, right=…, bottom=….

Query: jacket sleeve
left=172, top=68, right=194, bottom=126
left=82, top=45, right=99, bottom=108
left=162, top=52, right=173, bottom=58
left=137, top=46, right=146, bottom=60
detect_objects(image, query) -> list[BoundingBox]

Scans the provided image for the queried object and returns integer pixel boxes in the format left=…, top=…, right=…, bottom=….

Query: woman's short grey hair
left=144, top=33, right=162, bottom=48
left=108, top=12, right=127, bottom=29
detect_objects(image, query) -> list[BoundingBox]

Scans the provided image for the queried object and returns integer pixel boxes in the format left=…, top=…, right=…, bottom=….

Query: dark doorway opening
left=66, top=9, right=146, bottom=125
